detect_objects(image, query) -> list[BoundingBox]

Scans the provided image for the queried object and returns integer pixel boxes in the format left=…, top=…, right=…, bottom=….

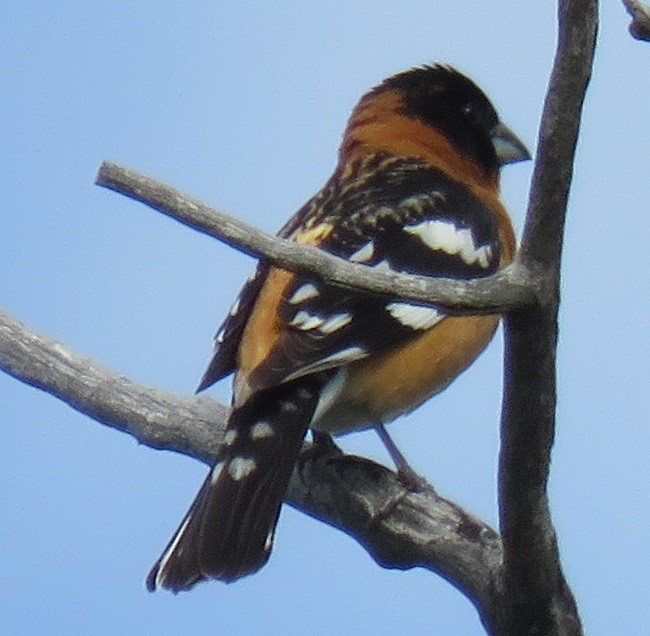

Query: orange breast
left=312, top=314, right=499, bottom=435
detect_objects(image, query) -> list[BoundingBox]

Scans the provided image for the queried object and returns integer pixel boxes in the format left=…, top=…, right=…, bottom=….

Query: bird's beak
left=491, top=122, right=531, bottom=165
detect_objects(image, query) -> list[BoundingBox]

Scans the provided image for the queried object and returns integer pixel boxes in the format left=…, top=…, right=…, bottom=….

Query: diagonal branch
left=95, top=161, right=536, bottom=314
left=0, top=308, right=226, bottom=464
left=0, top=305, right=503, bottom=627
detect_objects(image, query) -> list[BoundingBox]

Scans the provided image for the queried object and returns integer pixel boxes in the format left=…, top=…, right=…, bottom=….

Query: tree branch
left=0, top=306, right=503, bottom=628
left=0, top=308, right=225, bottom=464
left=287, top=448, right=505, bottom=632
left=95, top=161, right=536, bottom=314
left=496, top=0, right=597, bottom=634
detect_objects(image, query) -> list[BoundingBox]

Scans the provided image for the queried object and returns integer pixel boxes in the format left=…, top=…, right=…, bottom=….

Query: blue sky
left=1, top=3, right=648, bottom=635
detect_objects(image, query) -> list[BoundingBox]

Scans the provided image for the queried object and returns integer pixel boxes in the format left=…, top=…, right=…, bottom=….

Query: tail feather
left=147, top=377, right=323, bottom=591
left=146, top=478, right=210, bottom=592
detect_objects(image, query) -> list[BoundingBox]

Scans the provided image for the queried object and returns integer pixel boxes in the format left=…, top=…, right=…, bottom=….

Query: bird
left=146, top=64, right=530, bottom=592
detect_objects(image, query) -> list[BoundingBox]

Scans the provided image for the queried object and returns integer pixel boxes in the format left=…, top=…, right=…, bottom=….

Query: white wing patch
left=405, top=220, right=493, bottom=268
left=289, top=311, right=325, bottom=331
left=289, top=310, right=352, bottom=334
left=311, top=368, right=348, bottom=424
left=349, top=241, right=375, bottom=263
left=372, top=259, right=394, bottom=272
left=319, top=312, right=353, bottom=334
left=279, top=399, right=299, bottom=413
left=289, top=283, right=320, bottom=305
left=283, top=346, right=369, bottom=381
left=228, top=297, right=241, bottom=317
left=386, top=302, right=444, bottom=330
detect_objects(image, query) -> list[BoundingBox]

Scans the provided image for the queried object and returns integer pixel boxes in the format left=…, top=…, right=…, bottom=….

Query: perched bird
left=147, top=64, right=530, bottom=592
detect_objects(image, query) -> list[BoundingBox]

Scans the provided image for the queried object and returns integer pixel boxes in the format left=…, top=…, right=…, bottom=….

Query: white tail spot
left=223, top=429, right=238, bottom=446
left=153, top=512, right=193, bottom=589
left=264, top=528, right=275, bottom=552
left=228, top=456, right=257, bottom=481
left=250, top=421, right=275, bottom=440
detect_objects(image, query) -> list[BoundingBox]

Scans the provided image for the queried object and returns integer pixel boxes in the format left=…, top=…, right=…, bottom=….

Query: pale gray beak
left=491, top=121, right=531, bottom=165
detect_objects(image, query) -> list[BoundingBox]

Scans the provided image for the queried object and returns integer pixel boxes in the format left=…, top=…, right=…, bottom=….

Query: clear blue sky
left=1, top=3, right=648, bottom=634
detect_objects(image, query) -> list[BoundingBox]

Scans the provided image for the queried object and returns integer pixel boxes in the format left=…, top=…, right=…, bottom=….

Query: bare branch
left=519, top=0, right=597, bottom=277
left=0, top=308, right=225, bottom=464
left=288, top=447, right=504, bottom=633
left=95, top=161, right=535, bottom=314
left=623, top=0, right=650, bottom=40
left=496, top=0, right=597, bottom=634
left=0, top=305, right=504, bottom=627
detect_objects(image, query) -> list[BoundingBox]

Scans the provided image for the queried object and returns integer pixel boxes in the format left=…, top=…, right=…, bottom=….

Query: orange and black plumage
left=146, top=64, right=529, bottom=591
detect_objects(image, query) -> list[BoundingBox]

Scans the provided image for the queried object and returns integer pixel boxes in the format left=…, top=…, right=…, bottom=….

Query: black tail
left=146, top=378, right=322, bottom=592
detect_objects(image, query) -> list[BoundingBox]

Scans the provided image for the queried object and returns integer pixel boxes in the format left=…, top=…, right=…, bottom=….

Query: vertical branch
left=497, top=0, right=598, bottom=634
left=519, top=0, right=598, bottom=270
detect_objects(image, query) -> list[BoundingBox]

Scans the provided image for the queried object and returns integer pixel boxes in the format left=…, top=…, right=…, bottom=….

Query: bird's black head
left=368, top=65, right=529, bottom=176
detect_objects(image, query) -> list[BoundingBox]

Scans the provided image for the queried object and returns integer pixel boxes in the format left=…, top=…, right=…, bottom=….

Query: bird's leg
left=374, top=423, right=433, bottom=492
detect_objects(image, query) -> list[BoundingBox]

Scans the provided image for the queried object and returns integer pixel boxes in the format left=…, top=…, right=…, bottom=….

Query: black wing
left=239, top=154, right=504, bottom=394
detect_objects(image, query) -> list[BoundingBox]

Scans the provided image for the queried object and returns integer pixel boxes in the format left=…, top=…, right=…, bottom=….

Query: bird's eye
left=462, top=102, right=481, bottom=125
